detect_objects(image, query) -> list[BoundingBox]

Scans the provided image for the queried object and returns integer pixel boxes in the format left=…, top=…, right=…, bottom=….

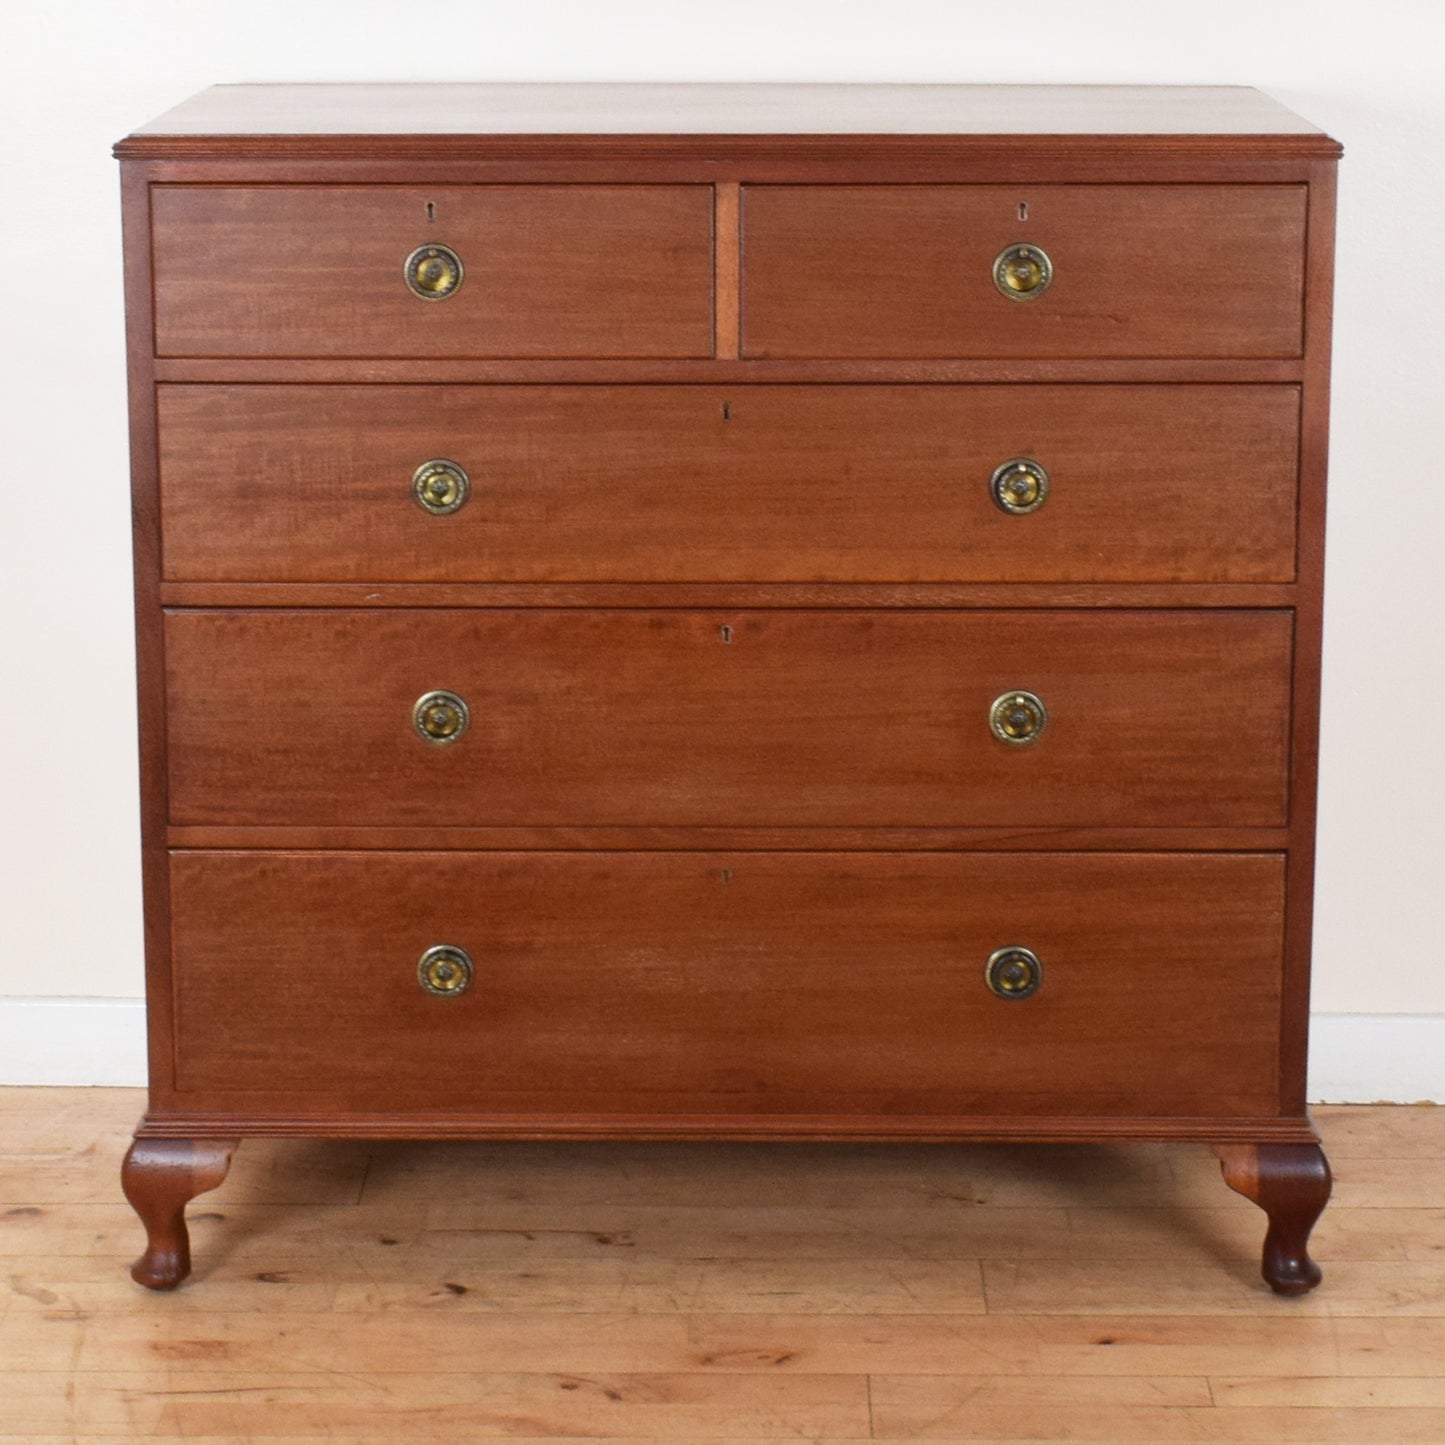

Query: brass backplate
left=989, top=690, right=1048, bottom=746
left=412, top=458, right=470, bottom=515
left=992, top=243, right=1053, bottom=300
left=418, top=944, right=474, bottom=997
left=985, top=945, right=1043, bottom=999
left=412, top=689, right=469, bottom=745
left=404, top=243, right=464, bottom=300
left=990, top=457, right=1050, bottom=515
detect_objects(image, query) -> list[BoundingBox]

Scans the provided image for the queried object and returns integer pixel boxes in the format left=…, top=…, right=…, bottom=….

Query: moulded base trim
left=132, top=1110, right=1321, bottom=1145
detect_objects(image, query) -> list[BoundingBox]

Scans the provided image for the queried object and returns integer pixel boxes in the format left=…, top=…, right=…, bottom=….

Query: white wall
left=1, top=0, right=1441, bottom=1097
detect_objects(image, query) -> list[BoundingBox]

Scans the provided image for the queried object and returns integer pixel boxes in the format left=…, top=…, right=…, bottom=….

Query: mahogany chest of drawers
left=115, top=84, right=1341, bottom=1293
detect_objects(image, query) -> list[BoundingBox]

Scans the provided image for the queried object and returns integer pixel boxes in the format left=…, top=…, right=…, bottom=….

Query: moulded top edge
left=113, top=132, right=1344, bottom=163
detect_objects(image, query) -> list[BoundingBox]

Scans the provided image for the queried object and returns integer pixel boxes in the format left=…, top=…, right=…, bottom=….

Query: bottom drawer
left=168, top=851, right=1285, bottom=1119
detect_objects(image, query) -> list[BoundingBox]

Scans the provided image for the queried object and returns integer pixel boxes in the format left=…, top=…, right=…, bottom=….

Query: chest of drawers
left=114, top=83, right=1341, bottom=1294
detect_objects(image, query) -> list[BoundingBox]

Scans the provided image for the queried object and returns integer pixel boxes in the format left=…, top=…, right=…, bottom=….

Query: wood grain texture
left=162, top=608, right=1292, bottom=829
left=133, top=1114, right=1320, bottom=1145
left=165, top=850, right=1285, bottom=1117
left=1, top=1093, right=1438, bottom=1445
left=152, top=355, right=1308, bottom=383
left=151, top=185, right=715, bottom=359
left=119, top=1138, right=237, bottom=1289
left=29, top=1199, right=1429, bottom=1269
left=133, top=153, right=1334, bottom=190
left=1279, top=158, right=1340, bottom=1115
left=115, top=85, right=1341, bottom=1298
left=162, top=824, right=1293, bottom=853
left=156, top=384, right=1300, bottom=584
left=156, top=581, right=1303, bottom=610
left=118, top=163, right=178, bottom=1098
left=1217, top=1141, right=1333, bottom=1295
left=712, top=183, right=741, bottom=358
left=743, top=184, right=1307, bottom=359
left=119, top=83, right=1338, bottom=142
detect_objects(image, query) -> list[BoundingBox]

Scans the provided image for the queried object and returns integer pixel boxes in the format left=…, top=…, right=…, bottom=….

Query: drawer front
left=158, top=384, right=1300, bottom=584
left=742, top=185, right=1306, bottom=359
left=169, top=850, right=1285, bottom=1117
left=151, top=185, right=715, bottom=358
left=165, top=609, right=1291, bottom=828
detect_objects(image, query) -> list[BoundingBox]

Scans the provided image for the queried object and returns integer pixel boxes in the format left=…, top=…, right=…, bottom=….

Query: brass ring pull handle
left=989, top=690, right=1048, bottom=746
left=990, top=458, right=1049, bottom=515
left=985, top=945, right=1042, bottom=1000
left=404, top=243, right=464, bottom=300
left=412, top=459, right=470, bottom=515
left=413, top=689, right=469, bottom=745
left=993, top=243, right=1053, bottom=300
left=418, top=944, right=473, bottom=997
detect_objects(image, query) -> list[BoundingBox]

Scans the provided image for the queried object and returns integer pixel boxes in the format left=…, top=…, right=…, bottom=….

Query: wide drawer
left=150, top=185, right=715, bottom=358
left=157, top=384, right=1300, bottom=584
left=168, top=850, right=1285, bottom=1117
left=742, top=185, right=1306, bottom=358
left=164, top=609, right=1291, bottom=828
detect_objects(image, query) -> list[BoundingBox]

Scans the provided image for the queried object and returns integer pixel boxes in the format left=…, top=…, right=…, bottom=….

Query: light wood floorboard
left=0, top=1088, right=1441, bottom=1440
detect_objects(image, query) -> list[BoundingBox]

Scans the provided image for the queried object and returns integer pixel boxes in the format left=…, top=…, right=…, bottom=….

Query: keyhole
left=426, top=201, right=436, bottom=221
left=720, top=625, right=733, bottom=644
left=721, top=400, right=732, bottom=421
left=1018, top=200, right=1028, bottom=221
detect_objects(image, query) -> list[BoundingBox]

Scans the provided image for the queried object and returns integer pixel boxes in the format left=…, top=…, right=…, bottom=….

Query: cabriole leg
left=121, top=1137, right=238, bottom=1290
left=1215, top=1141, right=1332, bottom=1296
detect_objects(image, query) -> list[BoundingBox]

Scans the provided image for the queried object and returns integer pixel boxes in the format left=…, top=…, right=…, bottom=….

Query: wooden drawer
left=150, top=185, right=715, bottom=358
left=157, top=384, right=1300, bottom=584
left=742, top=185, right=1306, bottom=359
left=168, top=850, right=1285, bottom=1117
left=164, top=609, right=1291, bottom=829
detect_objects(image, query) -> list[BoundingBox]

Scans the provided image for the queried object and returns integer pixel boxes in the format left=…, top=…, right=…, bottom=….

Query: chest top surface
left=115, top=82, right=1340, bottom=156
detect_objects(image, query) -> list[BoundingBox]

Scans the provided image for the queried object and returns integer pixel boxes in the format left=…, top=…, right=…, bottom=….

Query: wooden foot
left=1215, top=1141, right=1331, bottom=1296
left=121, top=1137, right=238, bottom=1290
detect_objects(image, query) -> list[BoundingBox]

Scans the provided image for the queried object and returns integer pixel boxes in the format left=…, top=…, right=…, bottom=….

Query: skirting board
left=1, top=998, right=1441, bottom=1103
left=1307, top=1014, right=1445, bottom=1105
left=2, top=999, right=149, bottom=1088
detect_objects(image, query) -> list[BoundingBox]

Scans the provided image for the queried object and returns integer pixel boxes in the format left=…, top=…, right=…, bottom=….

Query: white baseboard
left=1307, top=1014, right=1445, bottom=1104
left=1, top=998, right=1441, bottom=1103
left=0, top=998, right=148, bottom=1086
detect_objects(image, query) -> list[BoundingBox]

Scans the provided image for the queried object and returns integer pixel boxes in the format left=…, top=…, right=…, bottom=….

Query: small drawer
left=742, top=185, right=1306, bottom=359
left=151, top=185, right=715, bottom=358
left=157, top=383, right=1300, bottom=584
left=164, top=608, right=1292, bottom=829
left=169, top=849, right=1285, bottom=1118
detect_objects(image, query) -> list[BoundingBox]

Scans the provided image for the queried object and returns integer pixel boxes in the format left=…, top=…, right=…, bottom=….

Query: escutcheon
left=404, top=243, right=464, bottom=300
left=992, top=243, right=1053, bottom=300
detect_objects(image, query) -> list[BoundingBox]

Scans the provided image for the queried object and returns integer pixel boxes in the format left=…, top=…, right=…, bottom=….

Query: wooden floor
left=1, top=1091, right=1443, bottom=1441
